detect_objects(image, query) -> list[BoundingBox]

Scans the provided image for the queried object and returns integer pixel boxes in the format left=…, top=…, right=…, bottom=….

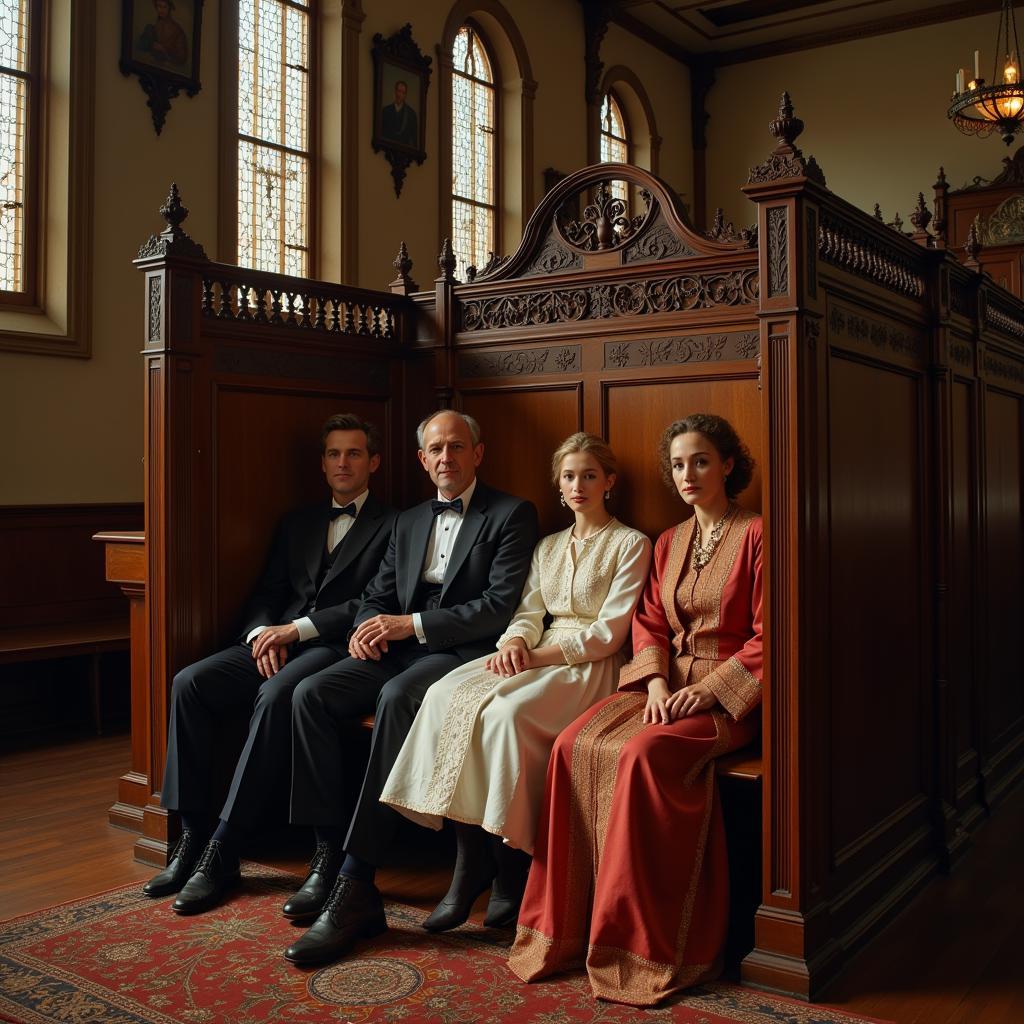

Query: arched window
left=237, top=0, right=314, bottom=277
left=599, top=91, right=629, bottom=202
left=451, top=24, right=497, bottom=280
left=0, top=0, right=41, bottom=304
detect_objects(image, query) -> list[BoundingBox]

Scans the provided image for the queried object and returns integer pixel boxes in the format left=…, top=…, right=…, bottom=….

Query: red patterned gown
left=508, top=508, right=762, bottom=1006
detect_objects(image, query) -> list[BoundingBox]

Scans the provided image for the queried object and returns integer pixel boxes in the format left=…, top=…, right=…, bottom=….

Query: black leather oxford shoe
left=171, top=839, right=241, bottom=915
left=283, top=874, right=388, bottom=966
left=142, top=829, right=203, bottom=898
left=282, top=841, right=343, bottom=921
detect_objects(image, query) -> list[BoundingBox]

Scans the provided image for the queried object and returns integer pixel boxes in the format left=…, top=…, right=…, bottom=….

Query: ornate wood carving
left=828, top=304, right=925, bottom=359
left=557, top=182, right=654, bottom=252
left=603, top=331, right=759, bottom=369
left=767, top=207, right=789, bottom=298
left=984, top=295, right=1024, bottom=340
left=519, top=234, right=581, bottom=277
left=438, top=237, right=458, bottom=283
left=458, top=344, right=581, bottom=378
left=147, top=278, right=162, bottom=344
left=137, top=184, right=208, bottom=262
left=975, top=195, right=1024, bottom=245
left=817, top=214, right=925, bottom=299
left=624, top=213, right=698, bottom=263
left=984, top=351, right=1024, bottom=383
left=747, top=93, right=827, bottom=188
left=949, top=340, right=973, bottom=368
left=705, top=208, right=756, bottom=247
left=389, top=241, right=418, bottom=294
left=466, top=251, right=512, bottom=282
left=963, top=222, right=982, bottom=270
left=460, top=268, right=760, bottom=332
left=909, top=193, right=934, bottom=247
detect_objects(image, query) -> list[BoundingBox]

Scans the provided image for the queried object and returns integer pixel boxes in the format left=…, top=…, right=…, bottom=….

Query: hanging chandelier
left=949, top=0, right=1024, bottom=145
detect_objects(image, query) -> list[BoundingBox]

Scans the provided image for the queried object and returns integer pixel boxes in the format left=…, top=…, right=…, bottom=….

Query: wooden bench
left=0, top=619, right=130, bottom=735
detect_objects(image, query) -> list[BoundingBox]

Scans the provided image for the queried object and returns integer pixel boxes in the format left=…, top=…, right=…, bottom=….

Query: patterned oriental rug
left=0, top=866, right=892, bottom=1024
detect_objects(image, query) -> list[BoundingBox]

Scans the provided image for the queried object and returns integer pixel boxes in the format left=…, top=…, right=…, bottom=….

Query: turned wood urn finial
left=136, top=183, right=207, bottom=262
left=910, top=192, right=934, bottom=246
left=746, top=92, right=826, bottom=188
left=389, top=241, right=418, bottom=294
left=437, top=237, right=458, bottom=282
left=874, top=203, right=884, bottom=221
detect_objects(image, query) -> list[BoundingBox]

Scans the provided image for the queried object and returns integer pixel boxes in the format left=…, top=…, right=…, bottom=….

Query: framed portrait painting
left=371, top=24, right=432, bottom=197
left=120, top=0, right=204, bottom=135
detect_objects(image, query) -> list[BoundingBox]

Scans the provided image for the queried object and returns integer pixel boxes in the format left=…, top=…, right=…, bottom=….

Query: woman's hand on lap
left=666, top=682, right=715, bottom=719
left=644, top=677, right=672, bottom=724
left=487, top=638, right=531, bottom=677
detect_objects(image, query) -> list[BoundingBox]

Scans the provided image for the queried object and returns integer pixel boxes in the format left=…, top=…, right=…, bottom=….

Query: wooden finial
left=964, top=220, right=982, bottom=268
left=136, top=183, right=207, bottom=261
left=910, top=192, right=933, bottom=246
left=437, top=237, right=458, bottom=282
left=389, top=241, right=418, bottom=294
left=874, top=203, right=884, bottom=221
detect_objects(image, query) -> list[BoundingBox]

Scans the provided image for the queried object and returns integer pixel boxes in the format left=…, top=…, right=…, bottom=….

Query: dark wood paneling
left=604, top=375, right=763, bottom=540
left=983, top=389, right=1024, bottom=777
left=827, top=355, right=928, bottom=861
left=459, top=385, right=582, bottom=537
left=212, top=387, right=392, bottom=643
left=0, top=504, right=143, bottom=628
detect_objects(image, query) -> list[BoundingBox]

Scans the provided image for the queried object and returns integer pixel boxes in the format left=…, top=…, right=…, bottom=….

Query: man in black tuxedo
left=143, top=413, right=396, bottom=914
left=282, top=409, right=538, bottom=965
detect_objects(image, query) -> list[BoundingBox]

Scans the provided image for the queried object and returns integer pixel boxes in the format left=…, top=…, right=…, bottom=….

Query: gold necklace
left=692, top=505, right=735, bottom=570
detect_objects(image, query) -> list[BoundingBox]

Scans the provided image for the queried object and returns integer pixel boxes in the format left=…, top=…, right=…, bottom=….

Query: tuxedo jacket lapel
left=305, top=504, right=331, bottom=588
left=441, top=485, right=487, bottom=598
left=403, top=505, right=436, bottom=610
left=319, top=495, right=382, bottom=592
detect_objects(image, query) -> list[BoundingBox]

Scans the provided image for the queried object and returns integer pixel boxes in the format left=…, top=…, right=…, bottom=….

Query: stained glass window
left=451, top=25, right=496, bottom=281
left=600, top=92, right=628, bottom=202
left=238, top=0, right=311, bottom=277
left=0, top=0, right=33, bottom=295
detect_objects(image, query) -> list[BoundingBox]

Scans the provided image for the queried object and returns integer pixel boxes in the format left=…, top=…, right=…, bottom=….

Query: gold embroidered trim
left=705, top=655, right=762, bottom=720
left=618, top=644, right=668, bottom=687
left=508, top=924, right=585, bottom=982
left=586, top=941, right=714, bottom=1005
left=660, top=521, right=693, bottom=640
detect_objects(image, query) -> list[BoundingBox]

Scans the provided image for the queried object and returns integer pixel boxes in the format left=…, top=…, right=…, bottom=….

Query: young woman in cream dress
left=380, top=432, right=651, bottom=931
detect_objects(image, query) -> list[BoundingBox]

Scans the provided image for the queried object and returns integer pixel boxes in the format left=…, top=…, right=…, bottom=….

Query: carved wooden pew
left=133, top=94, right=1024, bottom=1000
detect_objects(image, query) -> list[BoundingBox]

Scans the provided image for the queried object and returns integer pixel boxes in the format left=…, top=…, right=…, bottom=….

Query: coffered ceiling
left=614, top=0, right=1010, bottom=65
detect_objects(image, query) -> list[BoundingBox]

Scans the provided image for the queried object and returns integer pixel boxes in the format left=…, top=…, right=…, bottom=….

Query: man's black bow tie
left=329, top=504, right=357, bottom=520
left=431, top=498, right=463, bottom=516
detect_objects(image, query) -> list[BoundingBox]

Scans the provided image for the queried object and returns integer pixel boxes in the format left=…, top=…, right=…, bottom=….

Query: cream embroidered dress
left=380, top=520, right=651, bottom=854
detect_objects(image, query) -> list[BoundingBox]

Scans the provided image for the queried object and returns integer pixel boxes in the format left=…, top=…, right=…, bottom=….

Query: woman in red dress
left=508, top=413, right=762, bottom=1007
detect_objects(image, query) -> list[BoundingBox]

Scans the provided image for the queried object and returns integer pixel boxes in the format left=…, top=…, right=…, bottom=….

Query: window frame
left=599, top=89, right=631, bottom=168
left=220, top=0, right=319, bottom=278
left=0, top=0, right=44, bottom=311
left=450, top=18, right=501, bottom=279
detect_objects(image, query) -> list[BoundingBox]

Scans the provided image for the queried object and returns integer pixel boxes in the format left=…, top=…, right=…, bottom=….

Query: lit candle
left=975, top=49, right=981, bottom=80
left=957, top=69, right=964, bottom=93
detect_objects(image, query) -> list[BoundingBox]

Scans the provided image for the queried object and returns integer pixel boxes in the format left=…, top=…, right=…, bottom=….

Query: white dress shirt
left=247, top=490, right=370, bottom=645
left=412, top=477, right=477, bottom=643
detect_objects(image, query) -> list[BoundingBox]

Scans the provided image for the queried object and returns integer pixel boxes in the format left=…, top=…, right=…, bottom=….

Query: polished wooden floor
left=1, top=733, right=1021, bottom=1023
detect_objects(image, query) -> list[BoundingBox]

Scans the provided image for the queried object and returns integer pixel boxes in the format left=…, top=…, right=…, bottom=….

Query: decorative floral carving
left=975, top=195, right=1024, bottom=245
left=602, top=331, right=759, bottom=368
left=520, top=233, right=583, bottom=277
left=949, top=341, right=973, bottom=367
left=557, top=182, right=652, bottom=252
left=461, top=268, right=759, bottom=331
left=624, top=216, right=698, bottom=262
left=817, top=214, right=925, bottom=299
left=828, top=304, right=924, bottom=359
left=705, top=208, right=757, bottom=247
left=147, top=277, right=162, bottom=343
left=458, top=345, right=581, bottom=378
left=984, top=351, right=1024, bottom=382
left=767, top=207, right=788, bottom=297
left=137, top=183, right=208, bottom=261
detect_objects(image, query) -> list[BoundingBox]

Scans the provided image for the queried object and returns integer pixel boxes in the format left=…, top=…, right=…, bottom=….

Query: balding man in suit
left=282, top=409, right=538, bottom=966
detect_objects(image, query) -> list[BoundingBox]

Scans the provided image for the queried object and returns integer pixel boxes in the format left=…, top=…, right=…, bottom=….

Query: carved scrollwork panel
left=603, top=331, right=759, bottom=369
left=458, top=344, right=581, bottom=378
left=147, top=277, right=163, bottom=344
left=984, top=351, right=1024, bottom=384
left=949, top=340, right=973, bottom=369
left=827, top=303, right=925, bottom=361
left=623, top=213, right=698, bottom=264
left=519, top=231, right=583, bottom=278
left=460, top=268, right=759, bottom=332
left=767, top=207, right=789, bottom=298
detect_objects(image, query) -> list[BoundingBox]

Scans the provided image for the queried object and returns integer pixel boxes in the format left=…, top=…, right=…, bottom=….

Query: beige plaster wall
left=0, top=1, right=221, bottom=505
left=706, top=12, right=1020, bottom=230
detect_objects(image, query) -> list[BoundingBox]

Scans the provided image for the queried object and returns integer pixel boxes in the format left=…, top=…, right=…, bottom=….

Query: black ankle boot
left=484, top=837, right=531, bottom=928
left=282, top=841, right=344, bottom=921
left=422, top=823, right=496, bottom=933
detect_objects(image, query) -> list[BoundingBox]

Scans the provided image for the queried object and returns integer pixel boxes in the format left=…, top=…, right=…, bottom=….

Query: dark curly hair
left=657, top=414, right=754, bottom=499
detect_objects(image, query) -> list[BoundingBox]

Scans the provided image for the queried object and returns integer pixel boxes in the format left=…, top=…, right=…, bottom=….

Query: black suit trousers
left=290, top=640, right=462, bottom=863
left=160, top=642, right=339, bottom=827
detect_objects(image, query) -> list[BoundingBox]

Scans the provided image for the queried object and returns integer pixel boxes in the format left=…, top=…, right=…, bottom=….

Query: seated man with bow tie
left=143, top=413, right=396, bottom=914
left=281, top=409, right=538, bottom=966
